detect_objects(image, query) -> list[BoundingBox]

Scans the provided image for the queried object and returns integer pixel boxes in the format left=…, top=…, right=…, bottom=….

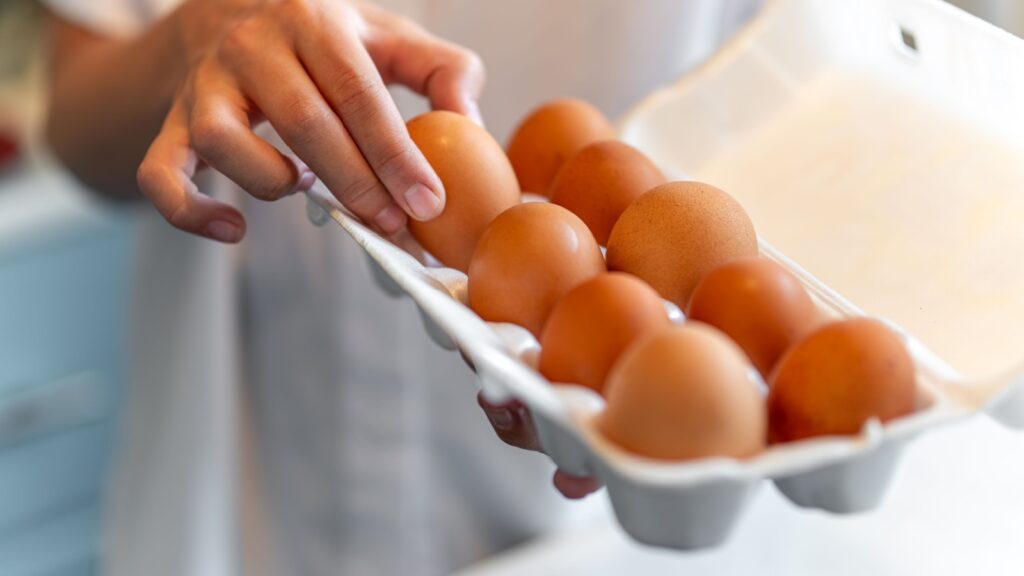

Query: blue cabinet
left=0, top=171, right=135, bottom=576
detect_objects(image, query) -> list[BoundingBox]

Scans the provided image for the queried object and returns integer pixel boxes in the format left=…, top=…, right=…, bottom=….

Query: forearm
left=45, top=13, right=188, bottom=199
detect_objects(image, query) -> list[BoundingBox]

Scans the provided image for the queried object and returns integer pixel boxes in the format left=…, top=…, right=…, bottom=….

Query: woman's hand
left=138, top=0, right=484, bottom=242
left=477, top=394, right=603, bottom=499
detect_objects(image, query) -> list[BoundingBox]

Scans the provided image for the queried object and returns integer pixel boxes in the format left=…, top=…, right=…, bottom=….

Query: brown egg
left=599, top=323, right=765, bottom=461
left=506, top=99, right=615, bottom=195
left=539, top=273, right=670, bottom=394
left=549, top=141, right=666, bottom=245
left=468, top=203, right=606, bottom=337
left=688, top=258, right=819, bottom=378
left=606, top=182, right=758, bottom=310
left=768, top=318, right=917, bottom=443
left=407, top=111, right=521, bottom=272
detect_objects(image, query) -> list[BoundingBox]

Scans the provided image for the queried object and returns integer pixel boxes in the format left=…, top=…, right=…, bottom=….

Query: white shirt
left=42, top=1, right=760, bottom=575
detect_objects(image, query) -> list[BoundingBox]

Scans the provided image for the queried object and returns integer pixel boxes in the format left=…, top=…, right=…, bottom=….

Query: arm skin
left=45, top=2, right=254, bottom=199
left=46, top=14, right=183, bottom=199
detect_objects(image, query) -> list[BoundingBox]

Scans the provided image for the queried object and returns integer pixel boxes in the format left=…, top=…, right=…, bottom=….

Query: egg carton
left=306, top=0, right=1024, bottom=550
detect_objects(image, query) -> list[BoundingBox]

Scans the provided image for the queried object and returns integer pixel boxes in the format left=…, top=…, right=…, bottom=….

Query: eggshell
left=506, top=99, right=615, bottom=195
left=468, top=203, right=606, bottom=337
left=688, top=258, right=819, bottom=378
left=599, top=324, right=766, bottom=461
left=606, top=182, right=758, bottom=310
left=407, top=111, right=521, bottom=271
left=539, top=273, right=670, bottom=394
left=768, top=318, right=917, bottom=443
left=550, top=141, right=666, bottom=245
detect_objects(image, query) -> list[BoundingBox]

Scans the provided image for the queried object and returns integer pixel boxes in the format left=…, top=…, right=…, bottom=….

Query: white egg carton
left=306, top=0, right=1024, bottom=550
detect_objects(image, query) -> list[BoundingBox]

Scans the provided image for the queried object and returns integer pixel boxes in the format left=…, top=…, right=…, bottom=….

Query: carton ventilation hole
left=899, top=26, right=919, bottom=54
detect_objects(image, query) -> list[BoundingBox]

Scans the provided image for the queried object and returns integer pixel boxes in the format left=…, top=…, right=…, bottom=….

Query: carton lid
left=620, top=0, right=1024, bottom=385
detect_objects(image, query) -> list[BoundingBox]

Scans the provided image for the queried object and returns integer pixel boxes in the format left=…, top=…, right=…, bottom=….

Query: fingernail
left=373, top=203, right=407, bottom=235
left=295, top=169, right=317, bottom=193
left=205, top=220, right=243, bottom=243
left=464, top=98, right=484, bottom=127
left=489, top=408, right=515, bottom=432
left=404, top=183, right=444, bottom=221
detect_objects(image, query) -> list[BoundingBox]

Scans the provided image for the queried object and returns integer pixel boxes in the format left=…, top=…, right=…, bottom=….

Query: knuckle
left=333, top=69, right=385, bottom=117
left=340, top=176, right=387, bottom=214
left=166, top=203, right=194, bottom=232
left=275, top=0, right=326, bottom=30
left=135, top=160, right=163, bottom=196
left=280, top=98, right=331, bottom=145
left=250, top=169, right=295, bottom=202
left=283, top=0, right=315, bottom=17
left=219, top=17, right=263, bottom=63
left=189, top=113, right=235, bottom=160
left=374, top=141, right=418, bottom=181
left=456, top=48, right=484, bottom=75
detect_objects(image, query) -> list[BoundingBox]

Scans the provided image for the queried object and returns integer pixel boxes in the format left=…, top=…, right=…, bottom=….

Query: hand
left=137, top=0, right=484, bottom=243
left=477, top=394, right=602, bottom=500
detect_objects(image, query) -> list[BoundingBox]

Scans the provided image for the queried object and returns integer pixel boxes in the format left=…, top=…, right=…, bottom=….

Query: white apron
left=42, top=1, right=761, bottom=574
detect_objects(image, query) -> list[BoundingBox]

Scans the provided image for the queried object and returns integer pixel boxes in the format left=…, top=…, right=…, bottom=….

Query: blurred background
left=0, top=1, right=1023, bottom=575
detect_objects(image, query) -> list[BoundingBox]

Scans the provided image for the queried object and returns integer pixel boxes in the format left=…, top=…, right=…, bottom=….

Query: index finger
left=296, top=14, right=446, bottom=222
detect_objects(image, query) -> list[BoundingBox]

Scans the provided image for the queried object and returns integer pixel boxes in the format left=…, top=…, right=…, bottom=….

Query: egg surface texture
left=539, top=273, right=670, bottom=394
left=407, top=111, right=521, bottom=272
left=599, top=323, right=766, bottom=461
left=468, top=203, right=605, bottom=338
left=688, top=258, right=819, bottom=378
left=768, top=318, right=917, bottom=443
left=550, top=140, right=666, bottom=245
left=506, top=99, right=615, bottom=195
left=606, top=182, right=758, bottom=310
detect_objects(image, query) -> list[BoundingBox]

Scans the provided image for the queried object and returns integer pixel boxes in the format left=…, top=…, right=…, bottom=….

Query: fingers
left=477, top=394, right=540, bottom=452
left=476, top=393, right=602, bottom=499
left=296, top=15, right=445, bottom=221
left=137, top=99, right=247, bottom=243
left=221, top=19, right=408, bottom=235
left=187, top=68, right=316, bottom=202
left=553, top=471, right=602, bottom=500
left=362, top=9, right=486, bottom=122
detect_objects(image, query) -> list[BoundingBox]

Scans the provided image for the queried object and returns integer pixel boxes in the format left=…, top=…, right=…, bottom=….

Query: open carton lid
left=619, top=0, right=1024, bottom=410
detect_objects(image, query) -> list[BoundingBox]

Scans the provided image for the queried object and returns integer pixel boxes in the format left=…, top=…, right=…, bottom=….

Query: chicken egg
left=468, top=203, right=606, bottom=338
left=768, top=318, right=917, bottom=443
left=539, top=273, right=670, bottom=394
left=606, top=181, right=758, bottom=310
left=506, top=99, right=615, bottom=195
left=599, top=323, right=766, bottom=461
left=549, top=140, right=666, bottom=245
left=688, top=258, right=819, bottom=378
left=407, top=111, right=521, bottom=272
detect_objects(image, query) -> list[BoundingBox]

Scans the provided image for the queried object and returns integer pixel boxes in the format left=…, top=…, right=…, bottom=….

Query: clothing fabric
left=42, top=1, right=760, bottom=574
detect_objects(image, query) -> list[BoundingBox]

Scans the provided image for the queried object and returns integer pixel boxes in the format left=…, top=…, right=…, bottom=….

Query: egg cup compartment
left=308, top=0, right=1024, bottom=552
left=772, top=435, right=905, bottom=514
left=600, top=469, right=761, bottom=551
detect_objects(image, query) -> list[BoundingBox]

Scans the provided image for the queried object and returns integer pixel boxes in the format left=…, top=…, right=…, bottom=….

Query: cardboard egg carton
left=306, top=0, right=1024, bottom=550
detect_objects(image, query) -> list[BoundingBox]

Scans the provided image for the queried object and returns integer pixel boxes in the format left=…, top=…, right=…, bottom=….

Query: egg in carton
left=306, top=0, right=1024, bottom=551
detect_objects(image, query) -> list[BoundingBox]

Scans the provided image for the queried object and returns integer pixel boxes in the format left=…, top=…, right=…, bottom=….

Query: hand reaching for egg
left=136, top=0, right=485, bottom=243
